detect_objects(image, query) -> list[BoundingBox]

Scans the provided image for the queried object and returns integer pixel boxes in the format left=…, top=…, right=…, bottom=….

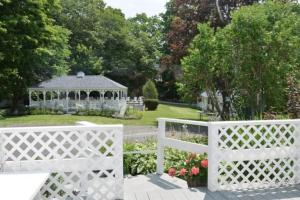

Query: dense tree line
left=0, top=0, right=163, bottom=113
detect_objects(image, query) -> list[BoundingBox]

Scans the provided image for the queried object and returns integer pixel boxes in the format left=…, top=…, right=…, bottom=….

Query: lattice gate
left=0, top=125, right=123, bottom=200
left=208, top=120, right=300, bottom=191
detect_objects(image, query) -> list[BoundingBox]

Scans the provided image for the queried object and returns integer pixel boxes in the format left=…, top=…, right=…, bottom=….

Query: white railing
left=156, top=118, right=209, bottom=174
left=30, top=99, right=127, bottom=112
left=0, top=125, right=123, bottom=200
left=157, top=118, right=300, bottom=192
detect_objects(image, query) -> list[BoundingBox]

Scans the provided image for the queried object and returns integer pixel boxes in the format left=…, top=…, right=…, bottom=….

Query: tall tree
left=160, top=0, right=258, bottom=100
left=0, top=0, right=70, bottom=113
left=57, top=1, right=163, bottom=96
left=56, top=0, right=106, bottom=75
left=182, top=1, right=300, bottom=120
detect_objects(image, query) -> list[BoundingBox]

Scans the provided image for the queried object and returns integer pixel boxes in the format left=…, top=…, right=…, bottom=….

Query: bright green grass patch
left=0, top=104, right=202, bottom=127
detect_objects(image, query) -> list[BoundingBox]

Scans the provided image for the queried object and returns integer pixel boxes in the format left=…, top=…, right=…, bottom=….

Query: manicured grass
left=0, top=104, right=202, bottom=127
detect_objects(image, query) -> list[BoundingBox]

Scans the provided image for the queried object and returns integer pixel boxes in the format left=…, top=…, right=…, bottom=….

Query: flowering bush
left=168, top=153, right=208, bottom=184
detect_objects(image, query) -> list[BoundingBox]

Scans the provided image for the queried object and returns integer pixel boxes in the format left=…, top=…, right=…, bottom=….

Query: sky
left=104, top=0, right=168, bottom=18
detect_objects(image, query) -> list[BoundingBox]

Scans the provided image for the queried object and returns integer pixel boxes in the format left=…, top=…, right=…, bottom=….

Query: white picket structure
left=0, top=125, right=123, bottom=200
left=157, top=118, right=300, bottom=192
left=209, top=120, right=300, bottom=191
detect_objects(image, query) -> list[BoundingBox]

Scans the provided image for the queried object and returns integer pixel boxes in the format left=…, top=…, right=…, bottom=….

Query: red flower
left=191, top=167, right=200, bottom=176
left=201, top=159, right=208, bottom=168
left=168, top=168, right=176, bottom=177
left=179, top=168, right=187, bottom=176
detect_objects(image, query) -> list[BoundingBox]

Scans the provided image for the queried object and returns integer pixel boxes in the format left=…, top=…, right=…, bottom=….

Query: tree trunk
left=221, top=91, right=230, bottom=120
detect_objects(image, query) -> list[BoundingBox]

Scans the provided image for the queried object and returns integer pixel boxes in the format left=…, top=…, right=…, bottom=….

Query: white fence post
left=207, top=123, right=219, bottom=192
left=157, top=118, right=166, bottom=175
left=296, top=122, right=300, bottom=184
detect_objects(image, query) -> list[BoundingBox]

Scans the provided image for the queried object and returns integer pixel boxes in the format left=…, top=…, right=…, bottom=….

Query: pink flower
left=168, top=168, right=176, bottom=177
left=185, top=159, right=190, bottom=164
left=191, top=167, right=200, bottom=176
left=179, top=168, right=187, bottom=176
left=201, top=159, right=208, bottom=168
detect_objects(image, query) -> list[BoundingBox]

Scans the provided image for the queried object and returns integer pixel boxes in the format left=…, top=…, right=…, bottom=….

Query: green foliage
left=29, top=108, right=64, bottom=115
left=124, top=135, right=208, bottom=176
left=55, top=0, right=106, bottom=75
left=124, top=109, right=143, bottom=120
left=159, top=0, right=258, bottom=100
left=143, top=80, right=158, bottom=99
left=124, top=140, right=157, bottom=175
left=182, top=1, right=300, bottom=119
left=74, top=109, right=116, bottom=118
left=56, top=2, right=162, bottom=96
left=0, top=109, right=6, bottom=120
left=0, top=0, right=70, bottom=113
left=144, top=99, right=159, bottom=111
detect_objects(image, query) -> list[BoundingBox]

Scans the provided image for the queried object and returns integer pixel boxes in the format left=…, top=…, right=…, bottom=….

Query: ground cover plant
left=123, top=134, right=208, bottom=176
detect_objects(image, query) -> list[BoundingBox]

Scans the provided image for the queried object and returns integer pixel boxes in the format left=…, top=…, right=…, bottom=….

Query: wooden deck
left=124, top=174, right=300, bottom=200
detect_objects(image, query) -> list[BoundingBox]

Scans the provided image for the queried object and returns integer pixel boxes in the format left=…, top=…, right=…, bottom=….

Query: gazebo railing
left=30, top=99, right=127, bottom=112
left=0, top=125, right=123, bottom=200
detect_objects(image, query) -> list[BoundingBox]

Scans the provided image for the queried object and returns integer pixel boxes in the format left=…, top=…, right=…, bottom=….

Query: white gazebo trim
left=28, top=72, right=128, bottom=113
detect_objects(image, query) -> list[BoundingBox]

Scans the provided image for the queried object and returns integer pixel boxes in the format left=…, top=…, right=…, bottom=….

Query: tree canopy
left=56, top=0, right=163, bottom=96
left=182, top=1, right=300, bottom=119
left=0, top=0, right=70, bottom=112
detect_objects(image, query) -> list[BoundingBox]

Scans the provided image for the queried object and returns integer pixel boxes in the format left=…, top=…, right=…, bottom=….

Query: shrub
left=124, top=109, right=143, bottom=119
left=143, top=80, right=158, bottom=99
left=144, top=99, right=159, bottom=111
left=75, top=109, right=116, bottom=118
left=29, top=108, right=64, bottom=115
left=0, top=109, right=6, bottom=120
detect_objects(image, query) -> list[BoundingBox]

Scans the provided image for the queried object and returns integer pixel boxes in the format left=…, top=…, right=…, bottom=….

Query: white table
left=0, top=173, right=49, bottom=200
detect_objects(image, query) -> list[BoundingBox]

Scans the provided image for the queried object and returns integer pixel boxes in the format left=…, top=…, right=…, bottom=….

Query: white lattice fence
left=208, top=120, right=300, bottom=191
left=0, top=125, right=123, bottom=200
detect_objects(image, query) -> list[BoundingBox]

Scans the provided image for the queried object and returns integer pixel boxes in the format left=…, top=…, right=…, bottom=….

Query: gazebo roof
left=30, top=72, right=127, bottom=90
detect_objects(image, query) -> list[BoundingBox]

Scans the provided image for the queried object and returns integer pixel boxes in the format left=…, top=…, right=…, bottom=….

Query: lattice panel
left=218, top=124, right=297, bottom=150
left=209, top=120, right=300, bottom=191
left=218, top=158, right=295, bottom=190
left=0, top=125, right=123, bottom=200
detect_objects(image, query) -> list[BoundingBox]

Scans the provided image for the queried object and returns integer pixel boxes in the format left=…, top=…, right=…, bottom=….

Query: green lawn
left=0, top=104, right=201, bottom=127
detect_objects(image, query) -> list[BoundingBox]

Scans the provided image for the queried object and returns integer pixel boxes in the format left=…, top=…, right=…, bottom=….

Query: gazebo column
left=100, top=91, right=105, bottom=104
left=57, top=90, right=60, bottom=109
left=78, top=90, right=81, bottom=102
left=50, top=91, right=53, bottom=109
left=87, top=90, right=90, bottom=101
left=87, top=90, right=90, bottom=109
left=43, top=90, right=46, bottom=109
left=66, top=91, right=69, bottom=113
left=29, top=90, right=32, bottom=107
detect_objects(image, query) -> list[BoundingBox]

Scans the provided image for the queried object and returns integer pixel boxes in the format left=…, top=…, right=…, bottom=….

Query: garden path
left=124, top=174, right=300, bottom=200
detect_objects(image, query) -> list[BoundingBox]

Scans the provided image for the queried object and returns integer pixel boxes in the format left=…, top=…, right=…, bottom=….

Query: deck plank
left=159, top=190, right=177, bottom=200
left=147, top=191, right=163, bottom=200
left=135, top=192, right=149, bottom=200
left=124, top=193, right=136, bottom=200
left=124, top=174, right=300, bottom=200
left=169, top=189, right=190, bottom=200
